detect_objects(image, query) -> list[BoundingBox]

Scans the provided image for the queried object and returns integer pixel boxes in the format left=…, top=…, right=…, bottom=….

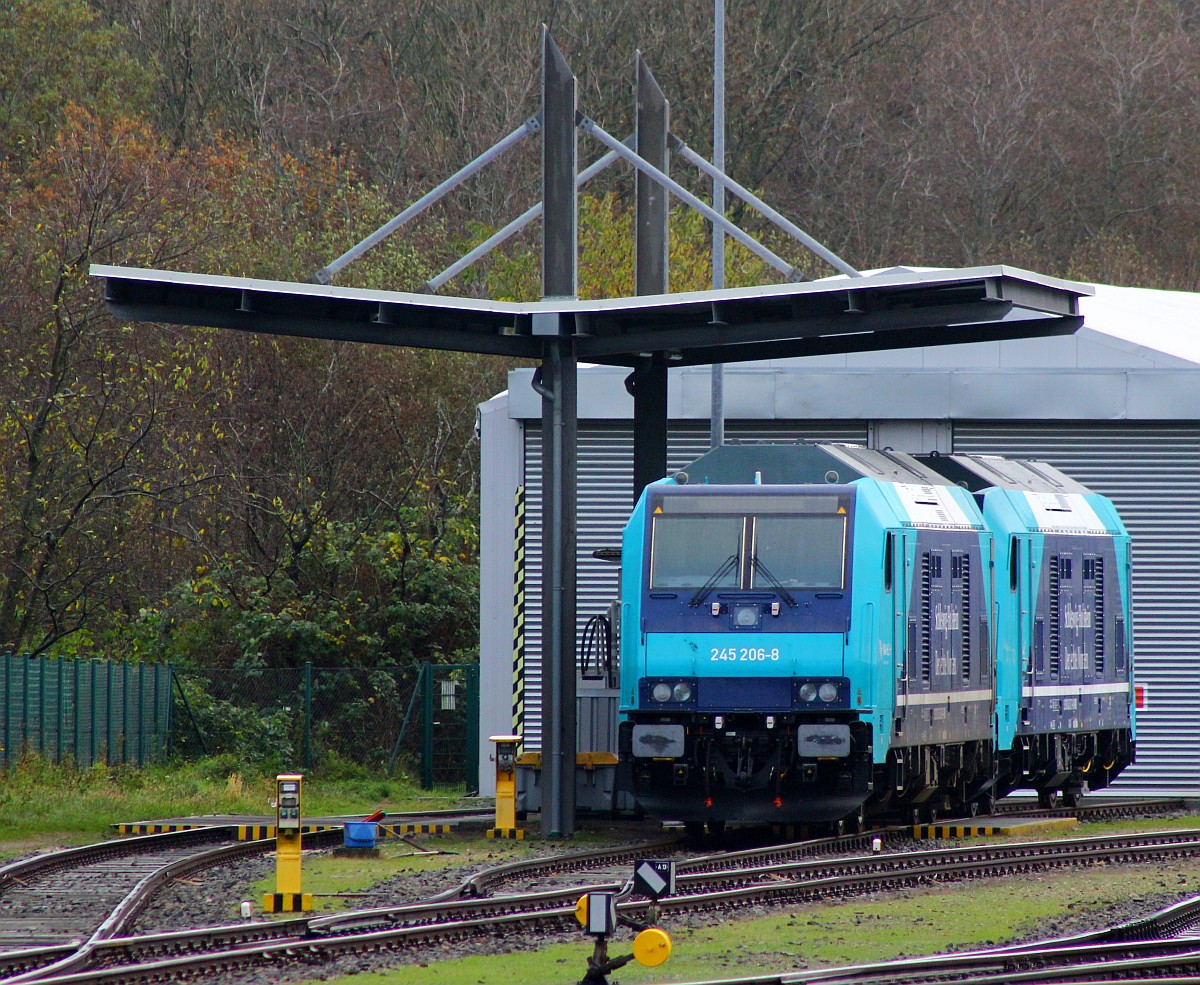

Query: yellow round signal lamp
left=633, top=927, right=672, bottom=967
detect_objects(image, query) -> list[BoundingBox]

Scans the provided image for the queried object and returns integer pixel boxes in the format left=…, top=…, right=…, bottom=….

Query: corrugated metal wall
left=520, top=422, right=868, bottom=750
left=953, top=422, right=1200, bottom=796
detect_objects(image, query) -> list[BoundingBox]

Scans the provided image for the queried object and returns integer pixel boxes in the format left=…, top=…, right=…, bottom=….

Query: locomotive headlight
left=652, top=683, right=673, bottom=703
left=733, top=604, right=761, bottom=628
left=818, top=682, right=840, bottom=703
left=672, top=682, right=693, bottom=703
left=799, top=683, right=819, bottom=703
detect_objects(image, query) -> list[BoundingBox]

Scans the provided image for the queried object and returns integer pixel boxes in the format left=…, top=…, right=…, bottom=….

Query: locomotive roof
left=677, top=442, right=1095, bottom=500
left=676, top=441, right=954, bottom=487
left=916, top=454, right=1093, bottom=494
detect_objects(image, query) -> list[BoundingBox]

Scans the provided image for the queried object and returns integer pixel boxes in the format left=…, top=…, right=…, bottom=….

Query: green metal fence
left=172, top=662, right=480, bottom=791
left=0, top=655, right=479, bottom=788
left=0, top=654, right=173, bottom=768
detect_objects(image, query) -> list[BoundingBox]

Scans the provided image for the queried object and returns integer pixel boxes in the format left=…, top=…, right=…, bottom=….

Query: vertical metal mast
left=630, top=53, right=670, bottom=501
left=537, top=26, right=578, bottom=838
left=710, top=0, right=726, bottom=449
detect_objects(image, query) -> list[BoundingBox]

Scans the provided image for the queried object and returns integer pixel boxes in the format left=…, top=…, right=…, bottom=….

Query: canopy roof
left=91, top=263, right=1089, bottom=367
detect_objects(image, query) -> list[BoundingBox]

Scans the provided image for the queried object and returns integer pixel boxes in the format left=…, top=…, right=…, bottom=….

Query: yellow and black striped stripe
left=912, top=824, right=1004, bottom=838
left=487, top=827, right=527, bottom=840
left=263, top=892, right=312, bottom=912
left=512, top=486, right=526, bottom=740
left=115, top=823, right=199, bottom=835
left=511, top=484, right=525, bottom=739
left=238, top=825, right=276, bottom=840
left=382, top=823, right=454, bottom=835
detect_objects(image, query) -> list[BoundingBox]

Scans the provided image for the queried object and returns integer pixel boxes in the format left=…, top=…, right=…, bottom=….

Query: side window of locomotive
left=884, top=532, right=894, bottom=593
left=751, top=514, right=846, bottom=589
left=1009, top=538, right=1019, bottom=592
left=649, top=515, right=744, bottom=589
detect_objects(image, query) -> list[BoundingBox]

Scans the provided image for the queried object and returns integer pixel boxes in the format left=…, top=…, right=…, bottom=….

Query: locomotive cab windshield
left=647, top=490, right=849, bottom=594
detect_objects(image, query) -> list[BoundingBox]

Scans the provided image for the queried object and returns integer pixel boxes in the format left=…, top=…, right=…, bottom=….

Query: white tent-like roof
left=1080, top=283, right=1200, bottom=367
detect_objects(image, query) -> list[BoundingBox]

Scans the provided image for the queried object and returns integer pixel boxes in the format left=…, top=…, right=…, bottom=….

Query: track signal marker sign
left=634, top=859, right=676, bottom=899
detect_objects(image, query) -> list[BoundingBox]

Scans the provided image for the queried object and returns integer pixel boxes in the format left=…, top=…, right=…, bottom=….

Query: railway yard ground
left=3, top=766, right=1200, bottom=985
left=141, top=811, right=1200, bottom=985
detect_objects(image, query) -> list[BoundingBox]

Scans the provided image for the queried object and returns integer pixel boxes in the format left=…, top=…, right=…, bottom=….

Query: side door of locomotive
left=891, top=529, right=913, bottom=738
left=1012, top=533, right=1037, bottom=727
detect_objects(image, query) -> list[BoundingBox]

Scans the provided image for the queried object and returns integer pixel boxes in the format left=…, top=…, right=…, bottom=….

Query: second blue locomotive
left=615, top=442, right=1135, bottom=830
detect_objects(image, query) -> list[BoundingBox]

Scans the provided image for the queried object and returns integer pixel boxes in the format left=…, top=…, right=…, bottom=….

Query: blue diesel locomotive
left=614, top=442, right=1135, bottom=831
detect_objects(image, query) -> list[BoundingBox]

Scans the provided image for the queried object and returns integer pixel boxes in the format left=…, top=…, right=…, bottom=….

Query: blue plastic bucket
left=343, top=821, right=378, bottom=848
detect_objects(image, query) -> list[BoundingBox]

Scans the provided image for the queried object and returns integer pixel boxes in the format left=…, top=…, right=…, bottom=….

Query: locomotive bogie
left=619, top=715, right=873, bottom=823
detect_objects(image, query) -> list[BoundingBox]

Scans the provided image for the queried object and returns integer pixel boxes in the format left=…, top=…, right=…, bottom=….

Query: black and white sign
left=633, top=859, right=676, bottom=900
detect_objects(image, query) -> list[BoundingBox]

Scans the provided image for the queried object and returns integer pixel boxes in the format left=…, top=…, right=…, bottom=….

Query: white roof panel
left=1080, top=283, right=1200, bottom=366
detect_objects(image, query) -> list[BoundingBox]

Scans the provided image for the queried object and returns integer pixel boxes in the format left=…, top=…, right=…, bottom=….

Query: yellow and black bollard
left=487, top=734, right=525, bottom=839
left=263, top=773, right=312, bottom=913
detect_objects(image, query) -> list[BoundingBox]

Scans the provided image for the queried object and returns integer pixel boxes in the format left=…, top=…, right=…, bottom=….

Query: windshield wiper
left=688, top=554, right=739, bottom=607
left=751, top=556, right=798, bottom=607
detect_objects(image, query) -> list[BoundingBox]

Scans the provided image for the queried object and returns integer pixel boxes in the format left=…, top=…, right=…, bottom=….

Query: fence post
left=105, top=660, right=115, bottom=763
left=3, top=652, right=10, bottom=769
left=121, top=661, right=130, bottom=764
left=421, top=664, right=434, bottom=790
left=36, top=656, right=45, bottom=757
left=466, top=664, right=480, bottom=796
left=73, top=658, right=81, bottom=766
left=20, top=654, right=29, bottom=757
left=165, top=665, right=174, bottom=759
left=303, top=662, right=313, bottom=772
left=90, top=659, right=99, bottom=766
left=156, top=665, right=166, bottom=761
left=56, top=658, right=64, bottom=764
left=136, top=663, right=145, bottom=767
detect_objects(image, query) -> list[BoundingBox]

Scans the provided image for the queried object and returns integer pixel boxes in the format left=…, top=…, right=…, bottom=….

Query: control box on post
left=277, top=774, right=302, bottom=830
left=264, top=773, right=311, bottom=912
left=488, top=735, right=526, bottom=839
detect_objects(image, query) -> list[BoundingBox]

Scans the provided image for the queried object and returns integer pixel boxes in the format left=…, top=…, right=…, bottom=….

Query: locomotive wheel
left=1037, top=790, right=1059, bottom=810
left=1062, top=790, right=1082, bottom=809
left=976, top=792, right=997, bottom=817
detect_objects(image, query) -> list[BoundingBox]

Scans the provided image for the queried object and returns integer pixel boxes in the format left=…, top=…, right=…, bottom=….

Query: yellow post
left=263, top=773, right=312, bottom=912
left=487, top=735, right=525, bottom=839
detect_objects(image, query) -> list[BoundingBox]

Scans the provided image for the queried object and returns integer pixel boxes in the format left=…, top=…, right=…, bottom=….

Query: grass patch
left=248, top=836, right=534, bottom=918
left=0, top=753, right=468, bottom=852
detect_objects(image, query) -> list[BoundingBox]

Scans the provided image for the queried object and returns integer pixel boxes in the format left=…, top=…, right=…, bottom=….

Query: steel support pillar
left=539, top=26, right=578, bottom=838
left=627, top=356, right=667, bottom=499
left=631, top=54, right=670, bottom=501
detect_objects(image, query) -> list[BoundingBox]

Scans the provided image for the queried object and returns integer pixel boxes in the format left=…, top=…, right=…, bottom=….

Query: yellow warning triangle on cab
left=654, top=506, right=663, bottom=513
left=838, top=506, right=846, bottom=514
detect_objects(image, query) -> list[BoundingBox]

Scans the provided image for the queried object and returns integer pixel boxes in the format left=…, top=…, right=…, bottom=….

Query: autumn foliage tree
left=4, top=0, right=1200, bottom=666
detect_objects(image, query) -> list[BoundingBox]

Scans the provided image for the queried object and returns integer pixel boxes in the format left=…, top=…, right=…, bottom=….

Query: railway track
left=0, top=827, right=345, bottom=983
left=656, top=892, right=1200, bottom=984
left=0, top=829, right=235, bottom=950
left=993, top=797, right=1187, bottom=824
left=9, top=820, right=1200, bottom=984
